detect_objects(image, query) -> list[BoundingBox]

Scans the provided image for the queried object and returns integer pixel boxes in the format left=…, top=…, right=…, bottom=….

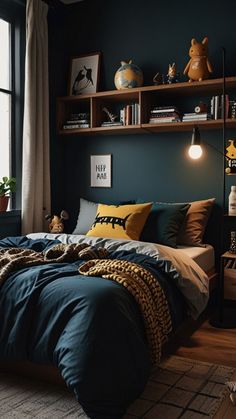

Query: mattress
left=177, top=244, right=215, bottom=273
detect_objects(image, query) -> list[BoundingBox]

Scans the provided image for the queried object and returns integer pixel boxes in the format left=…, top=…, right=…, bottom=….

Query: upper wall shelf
left=56, top=76, right=236, bottom=136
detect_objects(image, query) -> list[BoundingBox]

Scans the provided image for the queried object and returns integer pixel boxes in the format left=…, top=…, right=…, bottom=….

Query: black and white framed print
left=90, top=154, right=111, bottom=188
left=68, top=52, right=101, bottom=96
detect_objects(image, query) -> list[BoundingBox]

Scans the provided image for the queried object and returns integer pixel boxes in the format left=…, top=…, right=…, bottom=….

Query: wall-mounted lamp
left=188, top=126, right=203, bottom=159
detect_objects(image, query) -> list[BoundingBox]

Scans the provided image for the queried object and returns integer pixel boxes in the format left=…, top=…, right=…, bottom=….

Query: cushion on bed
left=177, top=198, right=215, bottom=247
left=73, top=198, right=98, bottom=235
left=140, top=202, right=190, bottom=248
left=86, top=202, right=152, bottom=240
left=72, top=198, right=135, bottom=235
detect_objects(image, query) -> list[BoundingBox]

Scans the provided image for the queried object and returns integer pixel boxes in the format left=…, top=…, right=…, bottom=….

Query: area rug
left=125, top=355, right=236, bottom=419
left=0, top=356, right=235, bottom=418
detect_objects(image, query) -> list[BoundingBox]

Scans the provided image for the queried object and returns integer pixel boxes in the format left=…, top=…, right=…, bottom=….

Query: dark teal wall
left=48, top=0, right=236, bottom=241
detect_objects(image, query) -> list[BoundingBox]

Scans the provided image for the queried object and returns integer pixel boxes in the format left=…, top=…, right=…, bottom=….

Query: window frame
left=0, top=0, right=25, bottom=211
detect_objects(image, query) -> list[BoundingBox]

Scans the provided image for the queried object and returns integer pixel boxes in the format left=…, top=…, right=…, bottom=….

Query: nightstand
left=210, top=251, right=236, bottom=328
left=223, top=251, right=236, bottom=300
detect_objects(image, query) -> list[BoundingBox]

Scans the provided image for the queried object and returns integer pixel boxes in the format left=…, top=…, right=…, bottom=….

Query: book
left=63, top=123, right=90, bottom=129
left=125, top=105, right=132, bottom=125
left=65, top=119, right=89, bottom=124
left=182, top=115, right=212, bottom=121
left=149, top=117, right=180, bottom=123
left=150, top=112, right=180, bottom=118
left=101, top=121, right=123, bottom=127
left=152, top=106, right=179, bottom=113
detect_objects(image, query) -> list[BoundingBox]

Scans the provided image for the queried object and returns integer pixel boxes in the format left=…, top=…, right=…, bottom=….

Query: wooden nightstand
left=222, top=251, right=236, bottom=301
left=210, top=251, right=236, bottom=328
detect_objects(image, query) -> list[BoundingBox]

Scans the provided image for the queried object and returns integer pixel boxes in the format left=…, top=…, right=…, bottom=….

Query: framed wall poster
left=68, top=52, right=101, bottom=96
left=90, top=155, right=111, bottom=188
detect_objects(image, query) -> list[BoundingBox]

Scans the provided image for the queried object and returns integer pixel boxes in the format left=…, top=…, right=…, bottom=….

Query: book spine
left=214, top=95, right=220, bottom=120
left=131, top=103, right=135, bottom=125
left=120, top=108, right=125, bottom=125
left=210, top=96, right=215, bottom=118
left=63, top=124, right=89, bottom=129
left=126, top=105, right=132, bottom=125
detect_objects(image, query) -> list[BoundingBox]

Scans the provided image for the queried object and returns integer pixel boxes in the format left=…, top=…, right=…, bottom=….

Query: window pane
left=0, top=18, right=11, bottom=90
left=0, top=92, right=10, bottom=179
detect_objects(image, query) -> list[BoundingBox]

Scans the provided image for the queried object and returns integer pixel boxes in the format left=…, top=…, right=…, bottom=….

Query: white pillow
left=72, top=198, right=99, bottom=235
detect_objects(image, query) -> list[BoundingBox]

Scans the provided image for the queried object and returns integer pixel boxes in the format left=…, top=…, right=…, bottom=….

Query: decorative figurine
left=153, top=72, right=164, bottom=85
left=225, top=139, right=236, bottom=174
left=166, top=63, right=179, bottom=84
left=45, top=210, right=69, bottom=233
left=194, top=101, right=208, bottom=114
left=183, top=37, right=213, bottom=82
left=114, top=60, right=143, bottom=90
left=102, top=107, right=118, bottom=123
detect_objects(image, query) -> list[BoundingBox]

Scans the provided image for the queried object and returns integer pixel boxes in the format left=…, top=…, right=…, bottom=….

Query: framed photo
left=90, top=155, right=111, bottom=188
left=68, top=52, right=101, bottom=96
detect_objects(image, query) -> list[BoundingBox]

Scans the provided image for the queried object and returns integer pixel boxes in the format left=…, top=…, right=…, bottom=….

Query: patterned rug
left=125, top=356, right=236, bottom=419
left=0, top=356, right=235, bottom=418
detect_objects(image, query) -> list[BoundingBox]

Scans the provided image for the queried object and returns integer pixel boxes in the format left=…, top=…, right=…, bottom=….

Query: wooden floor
left=165, top=309, right=236, bottom=368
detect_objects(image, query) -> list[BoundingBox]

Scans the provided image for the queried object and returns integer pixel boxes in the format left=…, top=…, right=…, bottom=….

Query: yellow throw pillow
left=86, top=202, right=152, bottom=240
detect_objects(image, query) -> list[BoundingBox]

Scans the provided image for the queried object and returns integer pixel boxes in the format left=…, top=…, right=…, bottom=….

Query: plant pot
left=0, top=196, right=9, bottom=212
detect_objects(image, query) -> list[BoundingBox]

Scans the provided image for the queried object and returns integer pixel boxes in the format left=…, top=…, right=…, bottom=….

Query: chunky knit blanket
left=79, top=258, right=172, bottom=365
left=0, top=243, right=108, bottom=285
left=0, top=242, right=172, bottom=365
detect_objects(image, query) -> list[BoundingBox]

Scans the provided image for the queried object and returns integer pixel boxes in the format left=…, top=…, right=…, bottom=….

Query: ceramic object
left=0, top=196, right=9, bottom=212
left=114, top=60, right=143, bottom=90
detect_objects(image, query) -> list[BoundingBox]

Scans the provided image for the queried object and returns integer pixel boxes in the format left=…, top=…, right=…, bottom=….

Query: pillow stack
left=72, top=197, right=215, bottom=247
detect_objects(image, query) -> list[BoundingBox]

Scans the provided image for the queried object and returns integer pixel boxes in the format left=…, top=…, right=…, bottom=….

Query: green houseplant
left=0, top=176, right=16, bottom=212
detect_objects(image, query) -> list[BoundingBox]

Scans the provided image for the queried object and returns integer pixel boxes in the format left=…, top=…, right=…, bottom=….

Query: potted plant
left=0, top=176, right=16, bottom=212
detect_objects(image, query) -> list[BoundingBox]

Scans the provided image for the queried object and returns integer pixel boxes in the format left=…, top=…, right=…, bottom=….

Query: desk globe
left=114, top=60, right=143, bottom=90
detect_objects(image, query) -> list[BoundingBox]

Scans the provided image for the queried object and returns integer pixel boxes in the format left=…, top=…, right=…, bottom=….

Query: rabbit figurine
left=183, top=37, right=213, bottom=82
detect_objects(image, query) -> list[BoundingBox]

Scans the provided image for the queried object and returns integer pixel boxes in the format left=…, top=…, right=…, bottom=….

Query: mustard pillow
left=86, top=203, right=152, bottom=240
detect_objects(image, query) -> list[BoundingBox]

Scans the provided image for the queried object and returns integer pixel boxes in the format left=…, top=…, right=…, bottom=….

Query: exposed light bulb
left=188, top=145, right=203, bottom=160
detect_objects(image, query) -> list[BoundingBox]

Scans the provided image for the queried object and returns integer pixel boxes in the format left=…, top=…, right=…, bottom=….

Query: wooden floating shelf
left=57, top=76, right=236, bottom=136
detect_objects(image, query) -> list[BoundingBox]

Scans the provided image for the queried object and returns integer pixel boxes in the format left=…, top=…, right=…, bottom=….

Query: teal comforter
left=0, top=236, right=186, bottom=418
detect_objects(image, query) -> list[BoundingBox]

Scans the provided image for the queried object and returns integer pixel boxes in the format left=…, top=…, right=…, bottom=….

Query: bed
left=0, top=199, right=216, bottom=418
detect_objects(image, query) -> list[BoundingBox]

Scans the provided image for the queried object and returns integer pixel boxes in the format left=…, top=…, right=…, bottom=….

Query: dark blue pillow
left=140, top=202, right=190, bottom=248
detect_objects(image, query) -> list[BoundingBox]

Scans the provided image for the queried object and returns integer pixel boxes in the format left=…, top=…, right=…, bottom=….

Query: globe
left=114, top=60, right=143, bottom=90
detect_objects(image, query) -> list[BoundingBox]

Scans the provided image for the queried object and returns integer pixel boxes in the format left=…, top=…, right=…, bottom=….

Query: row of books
left=63, top=112, right=90, bottom=129
left=120, top=103, right=140, bottom=125
left=63, top=98, right=236, bottom=129
left=210, top=95, right=229, bottom=120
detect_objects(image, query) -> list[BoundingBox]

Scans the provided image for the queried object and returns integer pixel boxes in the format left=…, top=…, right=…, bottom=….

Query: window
left=0, top=1, right=25, bottom=210
left=0, top=18, right=11, bottom=180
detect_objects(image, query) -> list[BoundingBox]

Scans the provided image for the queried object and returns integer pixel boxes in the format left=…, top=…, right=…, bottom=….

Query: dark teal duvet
left=0, top=236, right=186, bottom=418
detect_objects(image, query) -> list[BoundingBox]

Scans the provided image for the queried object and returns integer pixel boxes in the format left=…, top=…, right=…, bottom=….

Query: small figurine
left=102, top=107, right=118, bottom=123
left=225, top=139, right=236, bottom=175
left=194, top=101, right=208, bottom=114
left=183, top=37, right=213, bottom=82
left=153, top=72, right=164, bottom=85
left=45, top=210, right=69, bottom=233
left=166, top=63, right=179, bottom=84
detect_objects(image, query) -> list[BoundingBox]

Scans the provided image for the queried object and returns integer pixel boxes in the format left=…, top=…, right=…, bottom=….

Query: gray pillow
left=72, top=198, right=136, bottom=235
left=72, top=198, right=99, bottom=235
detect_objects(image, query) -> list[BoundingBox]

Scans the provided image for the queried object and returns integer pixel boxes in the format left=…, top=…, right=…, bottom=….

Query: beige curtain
left=21, top=0, right=51, bottom=234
